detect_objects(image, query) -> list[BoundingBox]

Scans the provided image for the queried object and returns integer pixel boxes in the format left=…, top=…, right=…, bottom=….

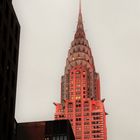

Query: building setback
left=16, top=120, right=75, bottom=140
left=54, top=1, right=107, bottom=140
left=0, top=0, right=20, bottom=140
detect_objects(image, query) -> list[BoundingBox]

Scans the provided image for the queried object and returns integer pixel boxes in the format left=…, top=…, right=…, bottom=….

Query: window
left=84, top=113, right=89, bottom=116
left=76, top=100, right=81, bottom=103
left=76, top=122, right=81, bottom=125
left=84, top=122, right=89, bottom=125
left=84, top=108, right=89, bottom=111
left=60, top=136, right=63, bottom=140
left=76, top=118, right=81, bottom=121
left=76, top=108, right=81, bottom=112
left=84, top=131, right=90, bottom=134
left=76, top=71, right=80, bottom=74
left=76, top=113, right=81, bottom=117
left=76, top=126, right=81, bottom=130
left=92, top=112, right=100, bottom=115
left=76, top=87, right=80, bottom=91
left=83, top=74, right=85, bottom=78
left=64, top=136, right=67, bottom=140
left=76, top=84, right=81, bottom=87
left=84, top=135, right=90, bottom=139
left=76, top=92, right=81, bottom=95
left=68, top=102, right=73, bottom=107
left=92, top=121, right=99, bottom=124
left=45, top=137, right=50, bottom=140
left=84, top=118, right=89, bottom=121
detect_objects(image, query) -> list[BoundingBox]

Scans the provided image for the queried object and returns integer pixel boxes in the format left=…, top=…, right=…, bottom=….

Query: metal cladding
left=54, top=1, right=107, bottom=140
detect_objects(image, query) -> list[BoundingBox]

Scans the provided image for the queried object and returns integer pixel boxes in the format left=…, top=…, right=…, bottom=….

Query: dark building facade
left=16, top=120, right=75, bottom=140
left=0, top=0, right=20, bottom=140
left=16, top=122, right=45, bottom=140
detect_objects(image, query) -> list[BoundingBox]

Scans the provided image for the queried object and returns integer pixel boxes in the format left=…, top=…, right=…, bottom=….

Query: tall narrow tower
left=54, top=1, right=107, bottom=140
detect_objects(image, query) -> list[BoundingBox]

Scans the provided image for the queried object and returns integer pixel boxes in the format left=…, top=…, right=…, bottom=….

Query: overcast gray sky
left=13, top=0, right=140, bottom=139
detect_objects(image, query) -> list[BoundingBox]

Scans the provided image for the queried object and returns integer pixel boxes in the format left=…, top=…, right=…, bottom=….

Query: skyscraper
left=0, top=0, right=20, bottom=140
left=54, top=1, right=107, bottom=140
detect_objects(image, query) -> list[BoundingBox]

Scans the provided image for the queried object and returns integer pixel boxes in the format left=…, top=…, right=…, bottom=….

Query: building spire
left=74, top=0, right=86, bottom=39
left=79, top=0, right=81, bottom=14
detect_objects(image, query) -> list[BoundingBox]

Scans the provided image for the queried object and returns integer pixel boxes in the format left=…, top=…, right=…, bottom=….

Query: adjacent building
left=0, top=0, right=20, bottom=140
left=54, top=1, right=107, bottom=140
left=16, top=120, right=75, bottom=140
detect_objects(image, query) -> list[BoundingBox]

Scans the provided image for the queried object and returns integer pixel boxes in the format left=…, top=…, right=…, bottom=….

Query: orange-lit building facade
left=54, top=2, right=107, bottom=140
